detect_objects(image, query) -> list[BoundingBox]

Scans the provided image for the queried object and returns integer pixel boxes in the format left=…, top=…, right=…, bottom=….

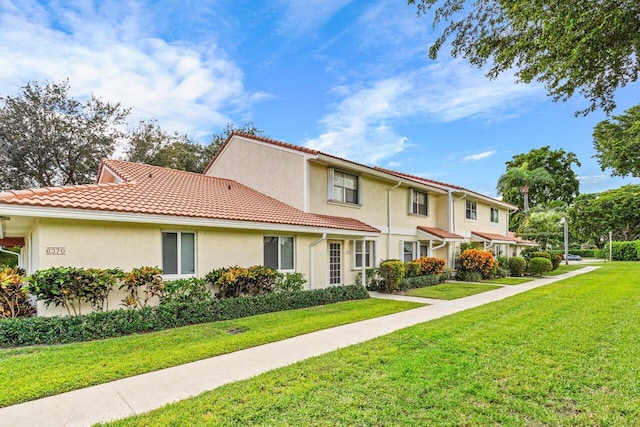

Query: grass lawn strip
left=546, top=264, right=585, bottom=275
left=0, top=299, right=423, bottom=407
left=484, top=277, right=533, bottom=285
left=106, top=262, right=640, bottom=426
left=407, top=282, right=502, bottom=300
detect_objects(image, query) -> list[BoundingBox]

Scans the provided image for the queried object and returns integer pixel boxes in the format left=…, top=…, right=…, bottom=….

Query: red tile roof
left=210, top=132, right=515, bottom=209
left=417, top=226, right=464, bottom=240
left=508, top=231, right=538, bottom=246
left=471, top=231, right=518, bottom=242
left=0, top=160, right=379, bottom=234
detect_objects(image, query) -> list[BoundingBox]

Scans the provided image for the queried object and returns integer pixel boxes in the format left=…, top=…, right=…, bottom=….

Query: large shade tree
left=0, top=80, right=128, bottom=190
left=503, top=146, right=581, bottom=207
left=593, top=105, right=640, bottom=178
left=409, top=0, right=640, bottom=115
left=497, top=162, right=553, bottom=213
left=568, top=185, right=640, bottom=247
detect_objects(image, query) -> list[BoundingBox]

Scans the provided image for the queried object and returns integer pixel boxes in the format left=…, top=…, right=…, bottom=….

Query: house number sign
left=45, top=247, right=66, bottom=255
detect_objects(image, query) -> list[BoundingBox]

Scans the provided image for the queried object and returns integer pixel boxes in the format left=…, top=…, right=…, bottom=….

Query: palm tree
left=497, top=162, right=553, bottom=213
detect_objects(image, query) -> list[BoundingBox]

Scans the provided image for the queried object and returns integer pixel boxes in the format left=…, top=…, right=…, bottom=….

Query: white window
left=329, top=169, right=360, bottom=205
left=411, top=189, right=428, bottom=216
left=491, top=207, right=499, bottom=224
left=264, top=236, right=295, bottom=271
left=403, top=241, right=416, bottom=263
left=354, top=240, right=375, bottom=268
left=162, top=231, right=195, bottom=276
left=420, top=244, right=429, bottom=258
left=466, top=200, right=477, bottom=220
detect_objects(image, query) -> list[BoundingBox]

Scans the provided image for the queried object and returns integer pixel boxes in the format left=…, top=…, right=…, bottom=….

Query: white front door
left=329, top=241, right=342, bottom=285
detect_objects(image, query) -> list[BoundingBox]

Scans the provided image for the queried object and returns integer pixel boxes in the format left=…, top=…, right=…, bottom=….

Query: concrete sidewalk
left=0, top=266, right=599, bottom=427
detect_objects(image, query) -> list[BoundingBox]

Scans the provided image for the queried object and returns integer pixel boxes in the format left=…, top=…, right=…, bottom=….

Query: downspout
left=0, top=247, right=19, bottom=258
left=309, top=233, right=327, bottom=289
left=387, top=181, right=402, bottom=258
left=447, top=190, right=453, bottom=233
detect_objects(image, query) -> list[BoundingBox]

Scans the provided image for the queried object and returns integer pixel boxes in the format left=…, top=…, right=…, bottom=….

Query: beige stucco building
left=0, top=133, right=533, bottom=315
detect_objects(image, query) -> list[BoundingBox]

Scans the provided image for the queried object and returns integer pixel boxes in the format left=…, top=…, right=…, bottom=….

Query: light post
left=560, top=217, right=569, bottom=265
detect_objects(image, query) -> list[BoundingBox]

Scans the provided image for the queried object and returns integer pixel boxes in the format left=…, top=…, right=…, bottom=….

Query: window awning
left=471, top=231, right=518, bottom=245
left=417, top=226, right=465, bottom=242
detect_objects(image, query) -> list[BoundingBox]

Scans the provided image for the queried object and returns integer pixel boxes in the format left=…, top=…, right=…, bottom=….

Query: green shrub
left=160, top=278, right=213, bottom=305
left=0, top=268, right=35, bottom=318
left=404, top=261, right=422, bottom=278
left=458, top=249, right=496, bottom=279
left=275, top=272, right=307, bottom=292
left=531, top=251, right=552, bottom=260
left=551, top=254, right=562, bottom=270
left=414, top=256, right=446, bottom=276
left=520, top=247, right=542, bottom=262
left=355, top=268, right=382, bottom=291
left=0, top=285, right=369, bottom=347
left=206, top=265, right=282, bottom=298
left=120, top=266, right=163, bottom=308
left=379, top=260, right=406, bottom=293
left=456, top=270, right=483, bottom=282
left=439, top=268, right=452, bottom=283
left=399, top=274, right=440, bottom=291
left=529, top=257, right=552, bottom=277
left=507, top=257, right=526, bottom=277
left=609, top=241, right=639, bottom=261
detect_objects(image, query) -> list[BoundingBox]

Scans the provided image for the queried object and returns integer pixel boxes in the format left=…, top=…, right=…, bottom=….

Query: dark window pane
left=264, top=237, right=279, bottom=269
left=281, top=237, right=294, bottom=270
left=162, top=232, right=178, bottom=275
left=181, top=233, right=195, bottom=274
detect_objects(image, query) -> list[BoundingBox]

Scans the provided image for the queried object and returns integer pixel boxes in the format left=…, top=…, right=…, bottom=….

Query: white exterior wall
left=206, top=137, right=308, bottom=210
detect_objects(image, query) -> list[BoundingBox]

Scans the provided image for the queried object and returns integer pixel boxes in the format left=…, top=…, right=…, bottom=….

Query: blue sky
left=1, top=0, right=638, bottom=197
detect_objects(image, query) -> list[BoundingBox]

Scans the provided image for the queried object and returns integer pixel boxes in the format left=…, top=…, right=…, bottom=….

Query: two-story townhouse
left=0, top=132, right=532, bottom=316
left=205, top=133, right=525, bottom=286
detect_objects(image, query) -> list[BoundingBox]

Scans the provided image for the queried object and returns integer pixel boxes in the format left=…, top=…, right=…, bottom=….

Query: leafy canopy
left=0, top=80, right=128, bottom=190
left=409, top=0, right=640, bottom=115
left=568, top=184, right=640, bottom=247
left=593, top=105, right=640, bottom=178
left=496, top=161, right=553, bottom=213
left=126, top=121, right=265, bottom=174
left=503, top=146, right=581, bottom=207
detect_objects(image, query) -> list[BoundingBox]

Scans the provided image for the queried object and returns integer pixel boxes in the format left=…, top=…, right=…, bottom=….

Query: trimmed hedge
left=399, top=274, right=440, bottom=291
left=0, top=285, right=369, bottom=348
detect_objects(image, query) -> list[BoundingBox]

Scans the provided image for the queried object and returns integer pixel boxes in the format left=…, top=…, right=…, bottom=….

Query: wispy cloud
left=463, top=150, right=496, bottom=162
left=278, top=0, right=352, bottom=37
left=0, top=0, right=266, bottom=141
left=578, top=174, right=610, bottom=184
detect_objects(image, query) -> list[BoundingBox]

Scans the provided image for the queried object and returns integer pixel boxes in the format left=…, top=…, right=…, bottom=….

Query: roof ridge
left=104, top=159, right=238, bottom=183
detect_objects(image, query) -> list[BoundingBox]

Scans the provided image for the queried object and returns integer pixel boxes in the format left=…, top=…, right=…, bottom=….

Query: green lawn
left=484, top=277, right=534, bottom=285
left=0, top=298, right=423, bottom=407
left=406, top=282, right=502, bottom=300
left=107, top=262, right=640, bottom=426
left=546, top=263, right=585, bottom=276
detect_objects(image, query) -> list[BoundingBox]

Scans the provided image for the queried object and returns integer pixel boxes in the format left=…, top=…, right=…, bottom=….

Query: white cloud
left=463, top=150, right=496, bottom=162
left=305, top=60, right=542, bottom=164
left=0, top=0, right=265, bottom=141
left=577, top=174, right=610, bottom=184
left=278, top=0, right=353, bottom=37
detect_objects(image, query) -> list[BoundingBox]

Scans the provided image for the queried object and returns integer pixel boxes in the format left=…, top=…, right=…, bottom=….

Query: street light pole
left=561, top=217, right=569, bottom=265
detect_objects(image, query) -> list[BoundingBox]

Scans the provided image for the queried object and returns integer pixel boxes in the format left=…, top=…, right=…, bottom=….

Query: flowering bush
left=120, top=266, right=163, bottom=308
left=458, top=249, right=496, bottom=279
left=0, top=267, right=35, bottom=318
left=206, top=265, right=282, bottom=298
left=414, top=256, right=446, bottom=276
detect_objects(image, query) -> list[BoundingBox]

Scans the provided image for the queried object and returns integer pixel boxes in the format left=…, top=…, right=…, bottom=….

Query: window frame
left=490, top=207, right=500, bottom=224
left=328, top=168, right=361, bottom=206
left=161, top=230, right=196, bottom=278
left=410, top=189, right=429, bottom=216
left=263, top=235, right=296, bottom=272
left=465, top=200, right=478, bottom=221
left=402, top=241, right=417, bottom=263
left=353, top=240, right=376, bottom=269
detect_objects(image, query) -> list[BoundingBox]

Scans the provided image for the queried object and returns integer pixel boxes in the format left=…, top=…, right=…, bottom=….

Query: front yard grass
left=0, top=298, right=422, bottom=407
left=484, top=277, right=533, bottom=285
left=107, top=262, right=640, bottom=426
left=546, top=263, right=585, bottom=275
left=406, top=282, right=501, bottom=300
